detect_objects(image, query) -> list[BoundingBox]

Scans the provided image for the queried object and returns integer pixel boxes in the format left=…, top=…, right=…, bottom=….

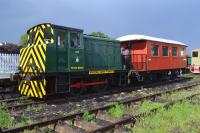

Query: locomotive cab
left=48, top=25, right=84, bottom=72
left=46, top=25, right=85, bottom=94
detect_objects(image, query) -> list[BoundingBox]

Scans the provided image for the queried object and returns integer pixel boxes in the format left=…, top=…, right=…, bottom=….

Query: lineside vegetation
left=132, top=100, right=200, bottom=132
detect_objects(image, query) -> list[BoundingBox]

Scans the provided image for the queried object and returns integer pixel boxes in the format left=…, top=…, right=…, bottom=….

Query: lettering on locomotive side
left=74, top=50, right=80, bottom=54
left=89, top=70, right=115, bottom=75
left=70, top=66, right=84, bottom=70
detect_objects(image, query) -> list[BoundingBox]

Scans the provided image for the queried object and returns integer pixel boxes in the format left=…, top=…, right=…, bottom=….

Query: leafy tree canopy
left=90, top=32, right=112, bottom=39
left=20, top=34, right=28, bottom=48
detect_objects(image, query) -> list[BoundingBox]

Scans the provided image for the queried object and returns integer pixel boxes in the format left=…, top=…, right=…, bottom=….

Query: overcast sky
left=0, top=0, right=199, bottom=52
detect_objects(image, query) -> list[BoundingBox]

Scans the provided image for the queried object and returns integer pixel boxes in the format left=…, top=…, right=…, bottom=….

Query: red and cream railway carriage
left=117, top=35, right=187, bottom=81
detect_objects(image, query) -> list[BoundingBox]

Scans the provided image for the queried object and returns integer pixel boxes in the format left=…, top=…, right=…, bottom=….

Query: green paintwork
left=46, top=44, right=57, bottom=72
left=45, top=24, right=122, bottom=73
left=187, top=56, right=191, bottom=65
left=84, top=35, right=122, bottom=70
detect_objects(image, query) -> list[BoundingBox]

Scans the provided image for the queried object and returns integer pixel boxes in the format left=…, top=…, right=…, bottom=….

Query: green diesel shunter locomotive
left=18, top=23, right=127, bottom=98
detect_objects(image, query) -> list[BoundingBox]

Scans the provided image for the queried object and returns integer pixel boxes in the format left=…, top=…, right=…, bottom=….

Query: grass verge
left=0, top=107, right=12, bottom=129
left=132, top=100, right=200, bottom=133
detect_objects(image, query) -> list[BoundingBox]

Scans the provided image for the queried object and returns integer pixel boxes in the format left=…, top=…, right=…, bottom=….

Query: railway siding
left=1, top=78, right=200, bottom=133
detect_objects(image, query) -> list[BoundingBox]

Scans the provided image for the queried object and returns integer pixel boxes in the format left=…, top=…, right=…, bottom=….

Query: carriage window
left=70, top=33, right=80, bottom=48
left=180, top=48, right=184, bottom=57
left=192, top=51, right=198, bottom=57
left=57, top=32, right=65, bottom=47
left=172, top=47, right=177, bottom=56
left=162, top=46, right=168, bottom=56
left=151, top=45, right=159, bottom=56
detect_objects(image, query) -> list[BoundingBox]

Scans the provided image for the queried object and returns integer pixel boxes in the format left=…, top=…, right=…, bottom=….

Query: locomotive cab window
left=70, top=32, right=80, bottom=48
left=180, top=48, right=184, bottom=57
left=57, top=32, right=65, bottom=47
left=43, top=27, right=52, bottom=41
left=172, top=47, right=177, bottom=56
left=192, top=51, right=198, bottom=57
left=162, top=46, right=168, bottom=56
left=151, top=45, right=159, bottom=56
left=29, top=31, right=36, bottom=44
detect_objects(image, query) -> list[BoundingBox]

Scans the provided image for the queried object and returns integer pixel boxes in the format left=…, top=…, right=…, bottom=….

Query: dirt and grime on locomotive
left=19, top=23, right=54, bottom=98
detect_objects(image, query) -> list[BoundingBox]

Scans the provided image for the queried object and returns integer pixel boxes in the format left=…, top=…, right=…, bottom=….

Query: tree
left=90, top=32, right=112, bottom=39
left=20, top=34, right=28, bottom=47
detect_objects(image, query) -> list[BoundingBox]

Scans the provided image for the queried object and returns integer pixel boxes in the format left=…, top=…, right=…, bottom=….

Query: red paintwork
left=121, top=40, right=187, bottom=71
left=70, top=81, right=108, bottom=89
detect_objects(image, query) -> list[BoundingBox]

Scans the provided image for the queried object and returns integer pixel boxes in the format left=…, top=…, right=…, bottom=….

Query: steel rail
left=91, top=92, right=200, bottom=133
left=2, top=82, right=200, bottom=133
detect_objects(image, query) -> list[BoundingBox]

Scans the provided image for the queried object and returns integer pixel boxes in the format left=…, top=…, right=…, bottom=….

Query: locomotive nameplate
left=70, top=66, right=84, bottom=70
left=89, top=70, right=114, bottom=75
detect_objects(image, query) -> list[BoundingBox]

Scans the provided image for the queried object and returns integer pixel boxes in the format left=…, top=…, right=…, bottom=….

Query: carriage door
left=56, top=29, right=67, bottom=72
left=68, top=32, right=84, bottom=71
left=122, top=42, right=132, bottom=70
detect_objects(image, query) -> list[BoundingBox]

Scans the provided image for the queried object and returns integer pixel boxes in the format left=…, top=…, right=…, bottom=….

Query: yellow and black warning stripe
left=18, top=23, right=54, bottom=98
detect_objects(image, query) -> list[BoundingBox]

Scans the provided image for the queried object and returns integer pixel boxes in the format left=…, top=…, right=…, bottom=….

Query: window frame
left=70, top=32, right=80, bottom=49
left=192, top=51, right=198, bottom=57
left=43, top=27, right=53, bottom=41
left=180, top=47, right=184, bottom=57
left=151, top=45, right=159, bottom=57
left=57, top=31, right=65, bottom=47
left=162, top=46, right=168, bottom=57
left=172, top=47, right=178, bottom=57
left=29, top=31, right=36, bottom=44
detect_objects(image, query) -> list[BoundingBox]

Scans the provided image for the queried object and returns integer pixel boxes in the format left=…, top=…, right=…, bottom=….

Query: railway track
left=91, top=92, right=200, bottom=133
left=0, top=74, right=196, bottom=103
left=2, top=79, right=200, bottom=133
left=1, top=76, right=193, bottom=112
left=0, top=85, right=20, bottom=100
left=0, top=79, right=18, bottom=97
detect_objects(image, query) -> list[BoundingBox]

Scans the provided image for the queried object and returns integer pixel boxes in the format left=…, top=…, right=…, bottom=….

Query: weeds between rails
left=2, top=80, right=200, bottom=133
